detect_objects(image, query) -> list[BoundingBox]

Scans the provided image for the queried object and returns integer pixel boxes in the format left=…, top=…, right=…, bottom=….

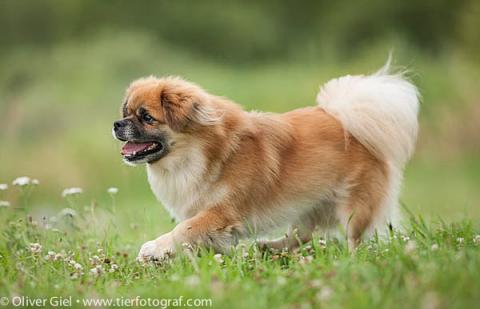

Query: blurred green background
left=0, top=0, right=479, bottom=225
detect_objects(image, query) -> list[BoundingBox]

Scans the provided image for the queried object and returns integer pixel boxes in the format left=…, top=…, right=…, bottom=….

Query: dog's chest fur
left=146, top=146, right=227, bottom=221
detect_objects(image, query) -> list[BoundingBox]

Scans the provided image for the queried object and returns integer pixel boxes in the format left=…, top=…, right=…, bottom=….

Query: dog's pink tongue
left=121, top=142, right=153, bottom=155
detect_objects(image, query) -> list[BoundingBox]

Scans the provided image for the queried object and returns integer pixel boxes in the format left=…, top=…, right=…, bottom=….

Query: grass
left=1, top=31, right=479, bottom=308
left=0, top=182, right=479, bottom=308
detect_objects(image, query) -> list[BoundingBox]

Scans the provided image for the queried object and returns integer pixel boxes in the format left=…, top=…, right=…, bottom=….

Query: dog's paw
left=137, top=233, right=176, bottom=263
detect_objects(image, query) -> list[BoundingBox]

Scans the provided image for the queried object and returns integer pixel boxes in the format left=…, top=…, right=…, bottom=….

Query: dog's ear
left=160, top=89, right=195, bottom=131
left=160, top=88, right=219, bottom=131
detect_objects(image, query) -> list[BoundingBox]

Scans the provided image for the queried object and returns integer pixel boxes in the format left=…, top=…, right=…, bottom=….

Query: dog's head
left=113, top=76, right=220, bottom=165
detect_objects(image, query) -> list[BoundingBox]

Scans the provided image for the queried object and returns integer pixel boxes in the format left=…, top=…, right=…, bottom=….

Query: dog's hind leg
left=257, top=222, right=315, bottom=251
left=337, top=166, right=389, bottom=251
left=257, top=203, right=337, bottom=251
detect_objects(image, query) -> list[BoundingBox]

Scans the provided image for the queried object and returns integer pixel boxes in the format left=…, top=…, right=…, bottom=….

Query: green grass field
left=0, top=183, right=479, bottom=308
left=1, top=30, right=479, bottom=308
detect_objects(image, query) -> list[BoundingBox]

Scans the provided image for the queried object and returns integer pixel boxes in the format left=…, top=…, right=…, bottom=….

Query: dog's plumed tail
left=316, top=60, right=419, bottom=170
left=317, top=60, right=419, bottom=230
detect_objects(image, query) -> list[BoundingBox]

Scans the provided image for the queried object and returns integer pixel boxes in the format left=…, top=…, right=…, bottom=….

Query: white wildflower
left=318, top=239, right=327, bottom=248
left=0, top=184, right=8, bottom=190
left=456, top=237, right=464, bottom=244
left=401, top=235, right=410, bottom=242
left=404, top=240, right=417, bottom=254
left=58, top=208, right=77, bottom=218
left=0, top=201, right=11, bottom=208
left=13, top=176, right=31, bottom=186
left=107, top=187, right=118, bottom=194
left=181, top=242, right=193, bottom=250
left=29, top=243, right=42, bottom=254
left=44, top=251, right=56, bottom=260
left=109, top=264, right=119, bottom=273
left=431, top=244, right=439, bottom=251
left=74, top=263, right=83, bottom=270
left=31, top=179, right=40, bottom=185
left=90, top=265, right=104, bottom=276
left=473, top=235, right=480, bottom=245
left=89, top=255, right=101, bottom=265
left=213, top=253, right=224, bottom=264
left=185, top=275, right=200, bottom=287
left=62, top=187, right=83, bottom=197
left=14, top=177, right=32, bottom=187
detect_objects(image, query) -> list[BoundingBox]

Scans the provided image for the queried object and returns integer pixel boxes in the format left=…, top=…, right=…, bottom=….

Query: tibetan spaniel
left=113, top=62, right=419, bottom=261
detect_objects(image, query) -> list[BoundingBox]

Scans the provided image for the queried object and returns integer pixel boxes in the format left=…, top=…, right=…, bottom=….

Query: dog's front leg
left=137, top=206, right=240, bottom=261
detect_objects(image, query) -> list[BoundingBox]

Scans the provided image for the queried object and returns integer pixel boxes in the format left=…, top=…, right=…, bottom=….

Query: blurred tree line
left=0, top=0, right=478, bottom=63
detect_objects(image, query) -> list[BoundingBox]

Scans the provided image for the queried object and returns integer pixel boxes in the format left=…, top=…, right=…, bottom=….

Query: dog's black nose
left=113, top=120, right=125, bottom=130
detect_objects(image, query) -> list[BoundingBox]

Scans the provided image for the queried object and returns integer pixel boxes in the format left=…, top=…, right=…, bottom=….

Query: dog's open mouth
left=121, top=141, right=163, bottom=161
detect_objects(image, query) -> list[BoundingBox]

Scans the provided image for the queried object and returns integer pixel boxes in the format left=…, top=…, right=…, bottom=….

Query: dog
left=113, top=62, right=419, bottom=261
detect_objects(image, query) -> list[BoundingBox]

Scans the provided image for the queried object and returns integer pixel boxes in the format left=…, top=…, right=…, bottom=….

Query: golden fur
left=115, top=69, right=419, bottom=260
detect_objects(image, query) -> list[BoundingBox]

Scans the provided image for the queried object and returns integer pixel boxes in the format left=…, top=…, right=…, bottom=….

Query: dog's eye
left=142, top=113, right=155, bottom=123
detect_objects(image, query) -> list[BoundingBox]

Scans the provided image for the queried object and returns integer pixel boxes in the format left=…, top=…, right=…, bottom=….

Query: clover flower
left=29, top=243, right=42, bottom=254
left=89, top=255, right=101, bottom=266
left=0, top=184, right=8, bottom=190
left=44, top=251, right=56, bottom=261
left=109, top=264, right=119, bottom=273
left=0, top=201, right=11, bottom=208
left=474, top=235, right=480, bottom=245
left=62, top=187, right=83, bottom=197
left=90, top=265, right=104, bottom=276
left=13, top=176, right=31, bottom=186
left=318, top=239, right=327, bottom=248
left=107, top=187, right=118, bottom=194
left=213, top=253, right=224, bottom=264
left=73, top=263, right=83, bottom=271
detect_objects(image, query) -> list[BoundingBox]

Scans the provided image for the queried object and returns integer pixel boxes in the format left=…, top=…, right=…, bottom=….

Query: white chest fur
left=146, top=146, right=227, bottom=221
